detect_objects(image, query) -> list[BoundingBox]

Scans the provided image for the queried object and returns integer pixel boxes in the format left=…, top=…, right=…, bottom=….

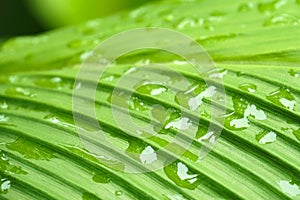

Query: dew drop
left=34, top=77, right=67, bottom=89
left=164, top=161, right=201, bottom=190
left=258, top=0, right=287, bottom=13
left=266, top=87, right=296, bottom=110
left=238, top=2, right=255, bottom=12
left=5, top=87, right=36, bottom=98
left=44, top=114, right=75, bottom=129
left=289, top=69, right=299, bottom=77
left=92, top=172, right=111, bottom=184
left=165, top=117, right=192, bottom=131
left=207, top=68, right=227, bottom=79
left=256, top=130, right=277, bottom=144
left=139, top=146, right=157, bottom=164
left=278, top=180, right=300, bottom=197
left=115, top=190, right=123, bottom=196
left=0, top=178, right=10, bottom=194
left=135, top=83, right=167, bottom=96
left=0, top=102, right=8, bottom=110
left=264, top=14, right=299, bottom=26
left=239, top=83, right=257, bottom=93
left=292, top=129, right=300, bottom=141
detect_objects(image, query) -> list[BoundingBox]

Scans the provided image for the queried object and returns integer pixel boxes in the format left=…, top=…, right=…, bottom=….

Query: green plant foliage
left=0, top=0, right=300, bottom=199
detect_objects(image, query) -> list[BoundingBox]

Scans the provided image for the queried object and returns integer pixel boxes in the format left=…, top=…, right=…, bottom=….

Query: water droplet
left=165, top=117, right=192, bottom=131
left=196, top=34, right=238, bottom=45
left=238, top=2, right=255, bottom=12
left=129, top=96, right=148, bottom=112
left=139, top=146, right=157, bottom=164
left=5, top=87, right=36, bottom=98
left=0, top=115, right=14, bottom=126
left=135, top=83, right=167, bottom=96
left=256, top=130, right=277, bottom=144
left=175, top=84, right=216, bottom=111
left=67, top=39, right=95, bottom=49
left=80, top=51, right=93, bottom=61
left=115, top=190, right=123, bottom=196
left=225, top=96, right=266, bottom=130
left=279, top=180, right=300, bottom=197
left=267, top=87, right=296, bottom=110
left=207, top=68, right=227, bottom=79
left=0, top=101, right=8, bottom=110
left=164, top=161, right=201, bottom=190
left=175, top=17, right=200, bottom=30
left=0, top=151, right=27, bottom=175
left=34, top=77, right=67, bottom=89
left=289, top=69, right=299, bottom=77
left=6, top=137, right=55, bottom=160
left=239, top=83, right=257, bottom=93
left=92, top=172, right=111, bottom=184
left=292, top=129, right=300, bottom=141
left=102, top=74, right=120, bottom=82
left=236, top=71, right=245, bottom=77
left=44, top=114, right=75, bottom=129
left=258, top=0, right=287, bottom=13
left=0, top=178, right=10, bottom=194
left=264, top=14, right=299, bottom=26
left=167, top=194, right=187, bottom=200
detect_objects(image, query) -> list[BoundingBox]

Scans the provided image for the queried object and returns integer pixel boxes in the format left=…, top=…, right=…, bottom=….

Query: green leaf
left=1, top=0, right=300, bottom=199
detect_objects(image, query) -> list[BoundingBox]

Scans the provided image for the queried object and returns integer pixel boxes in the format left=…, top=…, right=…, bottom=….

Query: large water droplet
left=6, top=137, right=55, bottom=161
left=165, top=117, right=192, bottom=131
left=139, top=146, right=157, bottom=164
left=256, top=130, right=277, bottom=144
left=266, top=87, right=296, bottom=110
left=278, top=180, right=300, bottom=197
left=164, top=161, right=201, bottom=190
left=0, top=178, right=10, bottom=194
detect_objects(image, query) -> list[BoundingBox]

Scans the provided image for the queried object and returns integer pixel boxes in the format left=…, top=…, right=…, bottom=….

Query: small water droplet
left=264, top=13, right=299, bottom=26
left=239, top=83, right=257, bottom=93
left=289, top=69, right=299, bottom=77
left=279, top=180, right=300, bottom=197
left=115, top=190, right=123, bottom=196
left=0, top=101, right=8, bottom=110
left=67, top=39, right=95, bottom=49
left=236, top=71, right=245, bottom=77
left=207, top=68, right=227, bottom=79
left=0, top=151, right=27, bottom=175
left=92, top=172, right=111, bottom=183
left=258, top=0, right=287, bottom=13
left=267, top=87, right=296, bottom=110
left=5, top=87, right=36, bottom=98
left=196, top=34, right=238, bottom=45
left=238, top=2, right=255, bottom=12
left=129, top=96, right=148, bottom=112
left=135, top=83, right=167, bottom=96
left=0, top=178, right=10, bottom=194
left=44, top=114, right=75, bottom=129
left=164, top=161, right=201, bottom=190
left=34, top=77, right=67, bottom=89
left=292, top=129, right=300, bottom=141
left=256, top=130, right=277, bottom=144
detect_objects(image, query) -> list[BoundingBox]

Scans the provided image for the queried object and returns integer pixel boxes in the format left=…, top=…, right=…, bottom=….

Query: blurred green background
left=0, top=0, right=153, bottom=38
